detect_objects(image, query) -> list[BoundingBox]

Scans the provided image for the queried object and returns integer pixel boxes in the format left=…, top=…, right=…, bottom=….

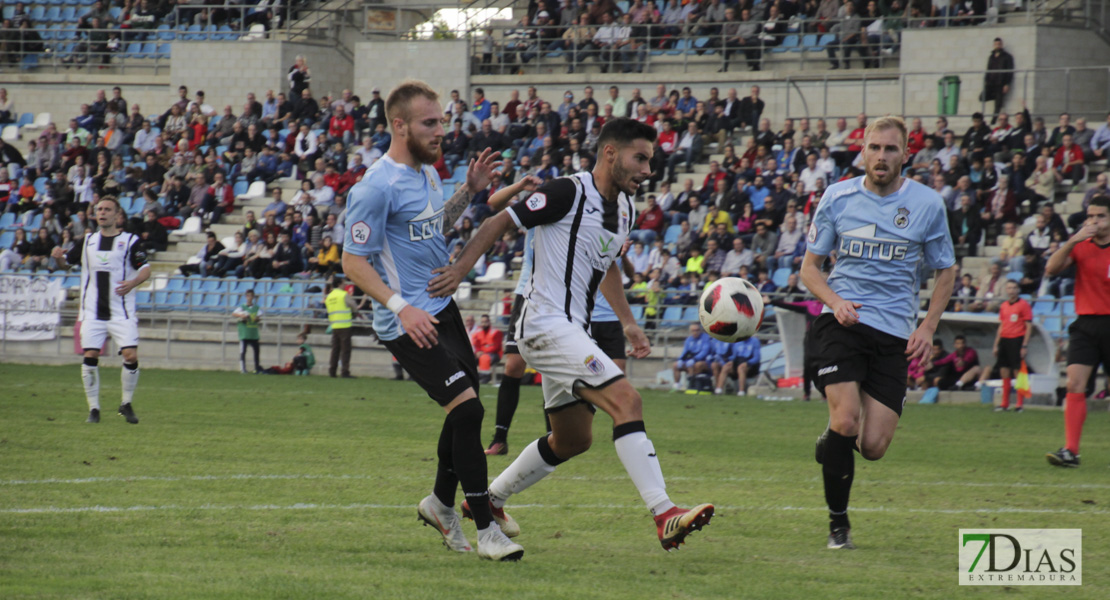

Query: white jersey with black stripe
left=507, top=171, right=635, bottom=332
left=76, top=231, right=148, bottom=322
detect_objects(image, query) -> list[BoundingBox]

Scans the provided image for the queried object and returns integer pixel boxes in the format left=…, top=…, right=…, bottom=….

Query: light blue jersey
left=807, top=176, right=955, bottom=340
left=343, top=155, right=451, bottom=341
left=514, top=227, right=618, bottom=323
left=731, top=336, right=761, bottom=364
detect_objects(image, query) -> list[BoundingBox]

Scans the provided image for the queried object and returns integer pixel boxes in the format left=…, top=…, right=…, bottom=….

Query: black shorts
left=590, top=320, right=627, bottom=361
left=382, top=300, right=479, bottom=407
left=504, top=294, right=526, bottom=355
left=1066, top=315, right=1110, bottom=367
left=996, top=337, right=1024, bottom=371
left=811, top=313, right=909, bottom=416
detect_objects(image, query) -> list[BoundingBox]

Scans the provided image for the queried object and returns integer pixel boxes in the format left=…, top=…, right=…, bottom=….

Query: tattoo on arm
left=442, top=186, right=473, bottom=233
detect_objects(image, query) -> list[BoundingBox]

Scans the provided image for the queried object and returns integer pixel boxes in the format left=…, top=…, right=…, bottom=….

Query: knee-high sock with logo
left=613, top=421, right=676, bottom=516
left=1065, top=392, right=1087, bottom=455
left=81, top=356, right=99, bottom=411
left=121, top=361, right=139, bottom=405
left=488, top=436, right=564, bottom=508
left=822, top=429, right=857, bottom=531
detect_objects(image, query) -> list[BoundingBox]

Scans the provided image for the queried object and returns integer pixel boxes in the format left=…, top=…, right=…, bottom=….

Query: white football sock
left=121, top=363, right=139, bottom=405
left=488, top=439, right=557, bottom=509
left=614, top=431, right=675, bottom=516
left=81, top=364, right=99, bottom=411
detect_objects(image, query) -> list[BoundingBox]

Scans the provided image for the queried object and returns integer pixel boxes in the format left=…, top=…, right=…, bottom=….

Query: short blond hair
left=385, top=79, right=440, bottom=129
left=863, top=115, right=908, bottom=149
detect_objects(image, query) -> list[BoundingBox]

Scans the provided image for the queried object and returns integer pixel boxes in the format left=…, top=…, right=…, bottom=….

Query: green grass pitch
left=1, top=363, right=1106, bottom=599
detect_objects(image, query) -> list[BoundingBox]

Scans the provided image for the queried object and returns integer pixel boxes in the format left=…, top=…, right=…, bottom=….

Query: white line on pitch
left=2, top=502, right=1106, bottom=516
left=3, top=473, right=1109, bottom=490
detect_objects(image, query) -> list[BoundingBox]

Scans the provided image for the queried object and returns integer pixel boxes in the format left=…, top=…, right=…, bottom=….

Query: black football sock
left=822, top=429, right=857, bottom=532
left=447, top=398, right=493, bottom=530
left=492, top=375, right=521, bottom=444
left=432, top=415, right=458, bottom=507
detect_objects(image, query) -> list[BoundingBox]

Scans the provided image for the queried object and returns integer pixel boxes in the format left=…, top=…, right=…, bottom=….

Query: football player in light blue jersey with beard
left=801, top=115, right=957, bottom=551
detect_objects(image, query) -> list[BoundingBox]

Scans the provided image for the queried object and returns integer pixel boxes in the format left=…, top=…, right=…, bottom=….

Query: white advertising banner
left=0, top=275, right=66, bottom=341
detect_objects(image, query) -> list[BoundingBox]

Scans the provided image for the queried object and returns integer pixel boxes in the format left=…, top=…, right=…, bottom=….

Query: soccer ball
left=698, top=277, right=765, bottom=342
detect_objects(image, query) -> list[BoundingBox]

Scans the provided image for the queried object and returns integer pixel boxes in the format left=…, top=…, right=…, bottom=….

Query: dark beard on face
left=407, top=133, right=442, bottom=165
left=610, top=160, right=635, bottom=197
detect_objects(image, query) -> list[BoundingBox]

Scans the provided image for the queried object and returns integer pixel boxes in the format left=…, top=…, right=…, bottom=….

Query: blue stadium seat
left=60, top=6, right=76, bottom=22
left=201, top=292, right=225, bottom=312
left=667, top=39, right=688, bottom=56
left=63, top=274, right=81, bottom=288
left=772, top=267, right=791, bottom=288
left=17, top=113, right=33, bottom=127
left=660, top=305, right=685, bottom=328
left=216, top=25, right=236, bottom=41
left=232, top=181, right=248, bottom=196
left=816, top=33, right=836, bottom=49
left=45, top=7, right=61, bottom=22
left=1005, top=271, right=1023, bottom=282
left=0, top=231, right=13, bottom=253
left=1032, top=295, right=1057, bottom=316
left=1041, top=316, right=1062, bottom=337
left=0, top=212, right=15, bottom=229
left=166, top=277, right=188, bottom=291
left=141, top=42, right=159, bottom=58
left=156, top=25, right=174, bottom=41
left=125, top=41, right=144, bottom=59
left=770, top=35, right=798, bottom=53
left=26, top=214, right=42, bottom=230
left=135, top=290, right=152, bottom=310
left=30, top=6, right=45, bottom=22
left=108, top=6, right=121, bottom=20
left=20, top=54, right=39, bottom=70
left=156, top=43, right=171, bottom=59
left=801, top=34, right=818, bottom=51
left=682, top=306, right=699, bottom=323
left=630, top=305, right=644, bottom=324
left=185, top=25, right=203, bottom=41
left=1062, top=297, right=1076, bottom=317
left=204, top=24, right=218, bottom=40
left=215, top=145, right=228, bottom=155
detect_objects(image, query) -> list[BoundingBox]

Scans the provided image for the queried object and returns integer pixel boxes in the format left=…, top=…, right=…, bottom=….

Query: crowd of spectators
left=0, top=0, right=299, bottom=66
left=485, top=0, right=1003, bottom=75
left=435, top=82, right=1106, bottom=322
left=2, top=65, right=1106, bottom=325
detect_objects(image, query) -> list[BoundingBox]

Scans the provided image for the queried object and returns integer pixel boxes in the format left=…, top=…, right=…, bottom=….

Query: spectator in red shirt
left=323, top=164, right=341, bottom=192
left=906, top=117, right=926, bottom=157
left=202, top=171, right=234, bottom=224
left=470, top=315, right=504, bottom=383
left=657, top=120, right=677, bottom=155
left=701, top=160, right=727, bottom=195
left=1054, top=133, right=1086, bottom=184
left=845, top=113, right=867, bottom=156
left=631, top=194, right=666, bottom=244
left=327, top=105, right=355, bottom=146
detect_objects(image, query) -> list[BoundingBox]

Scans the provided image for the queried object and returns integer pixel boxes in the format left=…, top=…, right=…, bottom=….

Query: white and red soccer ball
left=698, top=277, right=765, bottom=342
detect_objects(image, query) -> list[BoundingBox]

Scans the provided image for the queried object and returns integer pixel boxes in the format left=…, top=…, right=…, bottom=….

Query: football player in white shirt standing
left=53, top=196, right=151, bottom=424
left=429, top=118, right=714, bottom=552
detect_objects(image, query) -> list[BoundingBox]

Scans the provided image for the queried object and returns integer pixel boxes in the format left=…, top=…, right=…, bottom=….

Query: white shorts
left=517, top=315, right=623, bottom=412
left=81, top=319, right=139, bottom=352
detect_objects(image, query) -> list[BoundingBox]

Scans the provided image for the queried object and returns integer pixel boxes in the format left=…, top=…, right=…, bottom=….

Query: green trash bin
left=937, top=75, right=961, bottom=116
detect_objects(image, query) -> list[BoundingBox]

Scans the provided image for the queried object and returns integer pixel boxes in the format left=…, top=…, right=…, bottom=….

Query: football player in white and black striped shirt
left=53, top=196, right=150, bottom=424
left=429, top=118, right=714, bottom=552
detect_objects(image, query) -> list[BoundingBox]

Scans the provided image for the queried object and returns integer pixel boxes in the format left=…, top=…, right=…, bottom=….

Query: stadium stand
left=0, top=0, right=1107, bottom=395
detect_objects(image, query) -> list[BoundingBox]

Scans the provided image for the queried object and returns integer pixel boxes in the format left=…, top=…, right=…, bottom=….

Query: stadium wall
left=170, top=41, right=353, bottom=109
left=0, top=74, right=170, bottom=129
left=352, top=40, right=469, bottom=109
